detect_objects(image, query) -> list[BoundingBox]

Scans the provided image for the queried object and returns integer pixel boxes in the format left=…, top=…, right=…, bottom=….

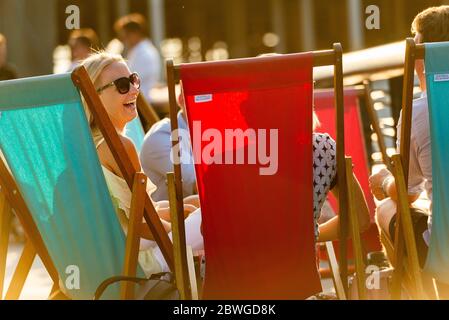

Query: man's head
left=0, top=33, right=7, bottom=67
left=412, top=5, right=449, bottom=44
left=411, top=6, right=449, bottom=90
left=68, top=28, right=100, bottom=62
left=114, top=13, right=148, bottom=51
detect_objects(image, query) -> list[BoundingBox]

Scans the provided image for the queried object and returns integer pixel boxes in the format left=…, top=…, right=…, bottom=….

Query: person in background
left=0, top=33, right=17, bottom=80
left=67, top=28, right=100, bottom=72
left=114, top=13, right=161, bottom=102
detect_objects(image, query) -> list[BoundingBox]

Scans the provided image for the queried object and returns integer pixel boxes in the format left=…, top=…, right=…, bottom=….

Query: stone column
left=225, top=0, right=248, bottom=58
left=271, top=0, right=287, bottom=53
left=299, top=0, right=316, bottom=51
left=0, top=0, right=57, bottom=77
left=346, top=0, right=364, bottom=50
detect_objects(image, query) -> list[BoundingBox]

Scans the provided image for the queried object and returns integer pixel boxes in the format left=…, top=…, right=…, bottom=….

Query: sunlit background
left=0, top=0, right=449, bottom=77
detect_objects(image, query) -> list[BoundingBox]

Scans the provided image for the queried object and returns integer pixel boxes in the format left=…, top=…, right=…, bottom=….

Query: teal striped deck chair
left=386, top=38, right=449, bottom=300
left=0, top=70, right=174, bottom=299
left=423, top=41, right=449, bottom=287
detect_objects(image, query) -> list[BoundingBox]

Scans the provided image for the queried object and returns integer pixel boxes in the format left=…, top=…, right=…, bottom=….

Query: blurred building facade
left=1, top=0, right=449, bottom=77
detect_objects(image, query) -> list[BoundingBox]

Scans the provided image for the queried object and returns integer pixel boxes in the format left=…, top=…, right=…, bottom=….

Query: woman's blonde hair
left=79, top=51, right=124, bottom=145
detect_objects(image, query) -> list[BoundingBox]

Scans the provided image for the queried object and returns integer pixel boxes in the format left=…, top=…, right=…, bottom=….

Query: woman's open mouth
left=123, top=100, right=137, bottom=110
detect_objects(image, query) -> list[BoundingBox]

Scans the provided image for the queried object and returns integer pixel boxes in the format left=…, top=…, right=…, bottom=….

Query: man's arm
left=369, top=108, right=425, bottom=204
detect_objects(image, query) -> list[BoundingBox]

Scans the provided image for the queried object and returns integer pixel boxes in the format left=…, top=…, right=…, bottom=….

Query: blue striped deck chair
left=0, top=70, right=174, bottom=299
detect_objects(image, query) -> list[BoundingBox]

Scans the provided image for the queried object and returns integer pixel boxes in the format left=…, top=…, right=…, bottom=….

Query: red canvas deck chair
left=314, top=87, right=383, bottom=268
left=166, top=44, right=367, bottom=299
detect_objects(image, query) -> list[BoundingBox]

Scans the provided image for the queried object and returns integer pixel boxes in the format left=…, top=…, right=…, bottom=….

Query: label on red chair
left=194, top=94, right=213, bottom=103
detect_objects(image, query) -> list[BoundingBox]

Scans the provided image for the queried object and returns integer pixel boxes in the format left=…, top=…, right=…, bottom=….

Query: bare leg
left=375, top=198, right=397, bottom=239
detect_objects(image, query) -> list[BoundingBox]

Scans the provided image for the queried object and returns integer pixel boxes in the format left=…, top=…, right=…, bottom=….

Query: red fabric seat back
left=180, top=53, right=321, bottom=299
left=314, top=89, right=381, bottom=252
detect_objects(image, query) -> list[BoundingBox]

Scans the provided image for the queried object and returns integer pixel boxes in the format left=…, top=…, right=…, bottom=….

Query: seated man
left=369, top=5, right=449, bottom=298
left=140, top=91, right=197, bottom=201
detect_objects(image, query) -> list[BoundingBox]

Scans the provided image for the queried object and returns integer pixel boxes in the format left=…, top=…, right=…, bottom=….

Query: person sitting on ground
left=80, top=52, right=203, bottom=276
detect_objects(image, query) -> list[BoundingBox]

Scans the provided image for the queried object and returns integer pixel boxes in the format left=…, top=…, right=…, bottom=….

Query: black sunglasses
left=96, top=73, right=141, bottom=94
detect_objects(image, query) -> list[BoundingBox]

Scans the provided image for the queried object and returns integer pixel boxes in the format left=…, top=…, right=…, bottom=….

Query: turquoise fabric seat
left=0, top=73, right=144, bottom=299
left=424, top=42, right=449, bottom=285
left=125, top=117, right=145, bottom=152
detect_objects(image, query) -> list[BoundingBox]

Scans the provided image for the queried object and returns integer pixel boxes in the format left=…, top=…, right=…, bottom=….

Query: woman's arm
left=98, top=135, right=174, bottom=238
left=317, top=172, right=371, bottom=242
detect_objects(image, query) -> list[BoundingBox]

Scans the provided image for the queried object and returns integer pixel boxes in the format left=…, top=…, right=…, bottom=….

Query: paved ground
left=3, top=243, right=53, bottom=300
left=3, top=241, right=335, bottom=300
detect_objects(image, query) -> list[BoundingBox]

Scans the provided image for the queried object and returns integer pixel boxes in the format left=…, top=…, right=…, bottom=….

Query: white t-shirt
left=126, top=39, right=161, bottom=102
left=396, top=93, right=432, bottom=245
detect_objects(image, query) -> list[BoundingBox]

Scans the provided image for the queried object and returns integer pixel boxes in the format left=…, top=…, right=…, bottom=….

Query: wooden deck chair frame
left=317, top=83, right=390, bottom=171
left=362, top=81, right=392, bottom=171
left=165, top=44, right=367, bottom=300
left=316, top=83, right=388, bottom=279
left=137, top=92, right=160, bottom=132
left=0, top=69, right=174, bottom=300
left=379, top=38, right=430, bottom=300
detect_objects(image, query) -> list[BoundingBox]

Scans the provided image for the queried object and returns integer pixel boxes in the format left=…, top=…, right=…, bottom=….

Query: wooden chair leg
left=0, top=191, right=12, bottom=299
left=363, top=80, right=391, bottom=170
left=48, top=283, right=69, bottom=300
left=435, top=279, right=449, bottom=300
left=391, top=155, right=426, bottom=300
left=325, top=241, right=347, bottom=300
left=194, top=254, right=204, bottom=299
left=167, top=172, right=191, bottom=300
left=345, top=157, right=367, bottom=300
left=186, top=246, right=198, bottom=300
left=5, top=240, right=36, bottom=300
left=121, top=172, right=147, bottom=300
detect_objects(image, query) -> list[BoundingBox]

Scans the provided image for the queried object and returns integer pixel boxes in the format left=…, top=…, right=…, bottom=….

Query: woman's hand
left=184, top=204, right=197, bottom=219
left=183, top=194, right=200, bottom=208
